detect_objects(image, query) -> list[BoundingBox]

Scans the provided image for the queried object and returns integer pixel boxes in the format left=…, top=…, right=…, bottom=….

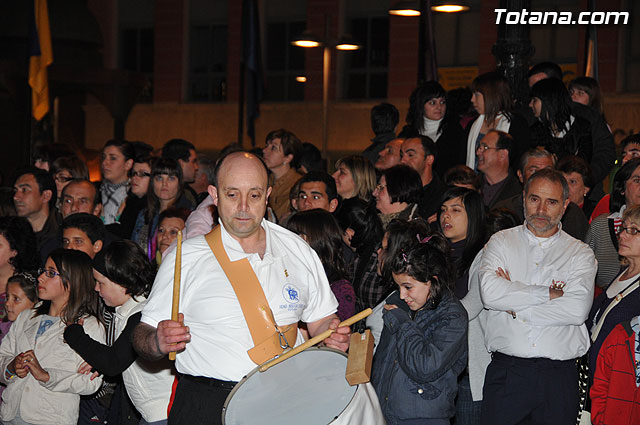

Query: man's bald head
left=209, top=152, right=272, bottom=240
left=214, top=151, right=269, bottom=188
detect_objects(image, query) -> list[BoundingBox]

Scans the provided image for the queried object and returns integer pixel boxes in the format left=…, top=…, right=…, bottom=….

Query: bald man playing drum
left=133, top=152, right=350, bottom=425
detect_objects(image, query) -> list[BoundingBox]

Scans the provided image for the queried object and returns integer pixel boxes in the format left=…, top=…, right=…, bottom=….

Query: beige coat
left=0, top=310, right=105, bottom=425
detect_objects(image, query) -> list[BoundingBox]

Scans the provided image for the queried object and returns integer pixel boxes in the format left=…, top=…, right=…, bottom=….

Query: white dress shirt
left=479, top=223, right=596, bottom=360
left=142, top=219, right=338, bottom=381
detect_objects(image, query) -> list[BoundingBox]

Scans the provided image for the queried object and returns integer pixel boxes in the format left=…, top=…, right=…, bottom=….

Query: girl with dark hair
left=64, top=240, right=172, bottom=425
left=569, top=76, right=604, bottom=116
left=117, top=154, right=154, bottom=240
left=287, top=209, right=355, bottom=321
left=4, top=273, right=38, bottom=323
left=371, top=234, right=468, bottom=425
left=587, top=158, right=640, bottom=289
left=367, top=219, right=444, bottom=346
left=529, top=78, right=593, bottom=163
left=374, top=165, right=422, bottom=228
left=335, top=198, right=387, bottom=310
left=0, top=249, right=105, bottom=425
left=437, top=187, right=485, bottom=424
left=0, top=272, right=39, bottom=401
left=438, top=187, right=485, bottom=299
left=101, top=140, right=135, bottom=226
left=466, top=72, right=530, bottom=169
left=132, top=157, right=194, bottom=261
left=0, top=272, right=39, bottom=350
left=0, top=216, right=38, bottom=327
left=402, top=82, right=466, bottom=176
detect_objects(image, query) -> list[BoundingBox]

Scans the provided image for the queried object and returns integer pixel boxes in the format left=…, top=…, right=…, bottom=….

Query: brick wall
left=387, top=15, right=420, bottom=100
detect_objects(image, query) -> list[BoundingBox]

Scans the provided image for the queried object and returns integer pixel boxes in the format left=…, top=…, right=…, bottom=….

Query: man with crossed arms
left=479, top=168, right=596, bottom=424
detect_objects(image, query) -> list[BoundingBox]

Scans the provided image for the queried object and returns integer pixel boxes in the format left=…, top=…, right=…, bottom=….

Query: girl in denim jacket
left=372, top=233, right=468, bottom=425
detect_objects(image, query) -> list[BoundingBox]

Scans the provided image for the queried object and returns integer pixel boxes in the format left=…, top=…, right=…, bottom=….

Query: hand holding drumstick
left=260, top=309, right=372, bottom=372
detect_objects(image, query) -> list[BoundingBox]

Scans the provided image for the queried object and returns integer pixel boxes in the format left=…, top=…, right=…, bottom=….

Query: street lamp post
left=389, top=0, right=469, bottom=84
left=492, top=0, right=534, bottom=109
left=291, top=16, right=360, bottom=159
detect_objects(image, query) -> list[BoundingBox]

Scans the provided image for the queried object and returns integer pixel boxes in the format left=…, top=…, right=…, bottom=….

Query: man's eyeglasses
left=131, top=171, right=151, bottom=178
left=38, top=268, right=60, bottom=278
left=476, top=144, right=501, bottom=152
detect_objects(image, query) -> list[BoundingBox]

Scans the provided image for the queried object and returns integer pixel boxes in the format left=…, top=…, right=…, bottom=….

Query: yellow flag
left=28, top=0, right=53, bottom=121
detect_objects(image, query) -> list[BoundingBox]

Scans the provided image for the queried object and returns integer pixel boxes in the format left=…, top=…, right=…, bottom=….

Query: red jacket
left=590, top=321, right=640, bottom=425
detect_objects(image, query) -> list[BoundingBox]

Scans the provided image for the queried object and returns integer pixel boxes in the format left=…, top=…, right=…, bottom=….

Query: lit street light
left=291, top=17, right=361, bottom=158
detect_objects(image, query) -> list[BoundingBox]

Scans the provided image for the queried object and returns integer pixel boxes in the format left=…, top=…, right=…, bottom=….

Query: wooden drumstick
left=168, top=230, right=183, bottom=361
left=259, top=308, right=372, bottom=372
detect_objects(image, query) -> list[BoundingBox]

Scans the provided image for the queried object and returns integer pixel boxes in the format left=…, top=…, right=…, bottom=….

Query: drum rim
left=221, top=346, right=360, bottom=425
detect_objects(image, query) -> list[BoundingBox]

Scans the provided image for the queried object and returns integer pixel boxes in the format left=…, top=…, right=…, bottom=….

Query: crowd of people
left=0, top=60, right=636, bottom=425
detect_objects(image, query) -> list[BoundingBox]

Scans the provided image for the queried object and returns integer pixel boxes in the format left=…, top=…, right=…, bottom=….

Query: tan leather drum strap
left=205, top=226, right=296, bottom=364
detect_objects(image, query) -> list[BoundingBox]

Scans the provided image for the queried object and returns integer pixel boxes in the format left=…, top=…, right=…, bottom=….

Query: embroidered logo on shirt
left=282, top=284, right=300, bottom=303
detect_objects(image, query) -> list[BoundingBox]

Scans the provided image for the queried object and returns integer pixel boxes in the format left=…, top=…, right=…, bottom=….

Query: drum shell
left=221, top=347, right=385, bottom=425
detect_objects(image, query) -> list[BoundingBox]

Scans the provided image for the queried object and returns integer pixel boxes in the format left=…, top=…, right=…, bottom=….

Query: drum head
left=222, top=347, right=357, bottom=425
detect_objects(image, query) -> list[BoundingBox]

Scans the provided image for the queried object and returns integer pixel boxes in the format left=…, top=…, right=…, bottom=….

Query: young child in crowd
left=0, top=272, right=39, bottom=403
left=64, top=240, right=174, bottom=425
left=61, top=213, right=108, bottom=260
left=371, top=233, right=468, bottom=425
left=0, top=249, right=105, bottom=425
left=590, top=314, right=640, bottom=425
left=1, top=273, right=39, bottom=340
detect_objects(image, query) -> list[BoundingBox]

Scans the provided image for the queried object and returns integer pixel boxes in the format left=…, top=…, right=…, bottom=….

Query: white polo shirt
left=141, top=219, right=338, bottom=381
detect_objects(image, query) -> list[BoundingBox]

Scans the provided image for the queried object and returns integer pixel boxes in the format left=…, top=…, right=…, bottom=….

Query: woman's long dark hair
left=530, top=78, right=573, bottom=134
left=286, top=209, right=349, bottom=282
left=405, top=81, right=448, bottom=136
left=335, top=198, right=384, bottom=256
left=437, top=187, right=485, bottom=277
left=146, top=157, right=184, bottom=224
left=35, top=249, right=102, bottom=326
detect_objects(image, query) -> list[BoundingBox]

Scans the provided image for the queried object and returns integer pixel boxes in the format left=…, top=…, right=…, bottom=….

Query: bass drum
left=222, top=347, right=385, bottom=424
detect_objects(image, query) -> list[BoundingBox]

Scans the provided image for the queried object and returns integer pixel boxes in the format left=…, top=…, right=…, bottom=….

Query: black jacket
left=530, top=115, right=593, bottom=164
